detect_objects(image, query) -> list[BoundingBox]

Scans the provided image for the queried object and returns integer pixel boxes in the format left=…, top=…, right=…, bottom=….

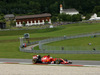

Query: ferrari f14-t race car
left=32, top=55, right=72, bottom=64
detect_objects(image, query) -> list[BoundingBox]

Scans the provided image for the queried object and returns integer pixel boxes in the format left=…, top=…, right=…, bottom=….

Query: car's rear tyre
left=32, top=59, right=37, bottom=64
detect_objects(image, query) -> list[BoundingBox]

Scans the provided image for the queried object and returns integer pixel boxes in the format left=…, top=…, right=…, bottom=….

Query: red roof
left=15, top=13, right=51, bottom=20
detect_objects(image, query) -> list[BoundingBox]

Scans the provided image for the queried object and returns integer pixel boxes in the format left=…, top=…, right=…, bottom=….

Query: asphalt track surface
left=0, top=58, right=100, bottom=66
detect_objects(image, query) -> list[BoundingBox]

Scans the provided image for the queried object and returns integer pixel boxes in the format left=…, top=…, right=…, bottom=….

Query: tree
left=0, top=0, right=100, bottom=16
left=93, top=6, right=100, bottom=13
left=51, top=16, right=57, bottom=22
left=0, top=14, right=5, bottom=22
left=50, top=2, right=59, bottom=15
left=58, top=13, right=68, bottom=21
left=66, top=15, right=72, bottom=21
left=58, top=13, right=82, bottom=22
left=22, top=21, right=26, bottom=26
left=85, top=13, right=93, bottom=20
left=76, top=14, right=82, bottom=21
left=72, top=14, right=82, bottom=22
left=97, top=12, right=100, bottom=17
left=10, top=20, right=16, bottom=27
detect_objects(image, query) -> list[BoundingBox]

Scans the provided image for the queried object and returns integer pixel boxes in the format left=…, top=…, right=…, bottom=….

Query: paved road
left=24, top=44, right=39, bottom=50
left=0, top=58, right=100, bottom=66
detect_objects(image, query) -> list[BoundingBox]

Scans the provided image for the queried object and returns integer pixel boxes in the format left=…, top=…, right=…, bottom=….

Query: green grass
left=10, top=25, right=51, bottom=29
left=1, top=23, right=100, bottom=37
left=44, top=36, right=100, bottom=50
left=0, top=27, right=63, bottom=36
left=0, top=23, right=100, bottom=60
left=0, top=41, right=100, bottom=60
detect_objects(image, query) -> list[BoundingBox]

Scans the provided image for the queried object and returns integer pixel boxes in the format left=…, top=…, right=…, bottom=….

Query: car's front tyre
left=32, top=59, right=37, bottom=64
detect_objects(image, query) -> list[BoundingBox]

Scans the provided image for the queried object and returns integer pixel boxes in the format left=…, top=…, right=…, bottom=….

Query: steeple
left=60, top=4, right=63, bottom=11
left=60, top=4, right=63, bottom=14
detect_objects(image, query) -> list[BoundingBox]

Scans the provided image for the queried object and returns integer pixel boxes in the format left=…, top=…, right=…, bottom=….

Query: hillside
left=1, top=22, right=100, bottom=41
left=0, top=0, right=100, bottom=15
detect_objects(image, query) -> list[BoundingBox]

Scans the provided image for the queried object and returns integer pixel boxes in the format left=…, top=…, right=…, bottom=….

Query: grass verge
left=0, top=23, right=100, bottom=60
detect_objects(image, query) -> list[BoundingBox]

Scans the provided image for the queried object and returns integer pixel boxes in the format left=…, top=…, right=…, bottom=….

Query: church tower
left=60, top=4, right=63, bottom=14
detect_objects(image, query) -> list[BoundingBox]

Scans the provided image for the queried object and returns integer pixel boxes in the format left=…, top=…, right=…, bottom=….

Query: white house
left=60, top=4, right=79, bottom=15
left=89, top=13, right=100, bottom=20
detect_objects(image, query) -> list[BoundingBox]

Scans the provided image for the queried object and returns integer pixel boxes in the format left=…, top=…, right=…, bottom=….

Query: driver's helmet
left=47, top=55, right=50, bottom=57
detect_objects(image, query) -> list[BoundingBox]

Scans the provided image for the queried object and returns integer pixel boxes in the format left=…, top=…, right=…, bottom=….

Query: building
left=4, top=14, right=15, bottom=21
left=60, top=4, right=79, bottom=15
left=15, top=13, right=51, bottom=27
left=89, top=13, right=100, bottom=20
left=0, top=22, right=6, bottom=29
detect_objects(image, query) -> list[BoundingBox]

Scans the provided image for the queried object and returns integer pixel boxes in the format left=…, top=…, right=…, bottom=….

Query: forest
left=0, top=0, right=100, bottom=16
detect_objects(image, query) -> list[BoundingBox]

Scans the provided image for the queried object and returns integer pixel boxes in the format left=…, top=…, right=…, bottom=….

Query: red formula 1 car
left=32, top=55, right=72, bottom=64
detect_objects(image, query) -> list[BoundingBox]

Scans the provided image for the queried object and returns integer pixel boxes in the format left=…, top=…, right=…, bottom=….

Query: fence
left=39, top=32, right=100, bottom=50
left=42, top=45, right=100, bottom=51
left=19, top=32, right=100, bottom=54
left=26, top=41, right=39, bottom=46
left=19, top=47, right=100, bottom=54
left=0, top=24, right=53, bottom=31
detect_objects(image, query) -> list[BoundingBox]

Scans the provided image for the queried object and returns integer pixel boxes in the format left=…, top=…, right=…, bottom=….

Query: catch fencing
left=19, top=32, right=100, bottom=54
left=42, top=45, right=100, bottom=51
left=19, top=47, right=100, bottom=54
left=39, top=32, right=100, bottom=50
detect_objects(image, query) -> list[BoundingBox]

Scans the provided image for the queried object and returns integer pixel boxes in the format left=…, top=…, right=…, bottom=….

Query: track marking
left=0, top=62, right=100, bottom=67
